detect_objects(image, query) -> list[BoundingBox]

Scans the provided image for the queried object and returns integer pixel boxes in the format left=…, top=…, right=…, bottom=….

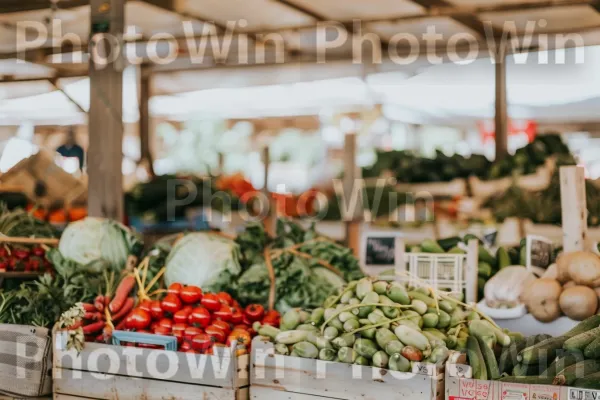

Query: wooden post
left=560, top=166, right=589, bottom=252
left=343, top=132, right=362, bottom=256
left=139, top=63, right=154, bottom=176
left=495, top=40, right=508, bottom=161
left=262, top=147, right=276, bottom=236
left=88, top=0, right=125, bottom=221
left=217, top=153, right=225, bottom=175
left=466, top=239, right=479, bottom=303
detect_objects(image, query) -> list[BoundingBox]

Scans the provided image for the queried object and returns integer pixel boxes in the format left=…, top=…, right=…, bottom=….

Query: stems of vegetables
left=348, top=315, right=409, bottom=335
left=148, top=289, right=167, bottom=298
left=104, top=308, right=114, bottom=330
left=325, top=286, right=354, bottom=309
left=437, top=292, right=501, bottom=330
left=144, top=267, right=166, bottom=293
left=109, top=275, right=136, bottom=313
left=321, top=303, right=411, bottom=334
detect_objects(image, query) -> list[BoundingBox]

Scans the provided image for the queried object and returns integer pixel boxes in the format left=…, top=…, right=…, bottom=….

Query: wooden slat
left=560, top=166, right=589, bottom=252
left=54, top=370, right=240, bottom=400
left=54, top=339, right=247, bottom=388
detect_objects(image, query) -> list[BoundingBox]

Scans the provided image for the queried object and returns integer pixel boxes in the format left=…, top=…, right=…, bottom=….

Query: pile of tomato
left=124, top=283, right=280, bottom=354
left=0, top=245, right=52, bottom=273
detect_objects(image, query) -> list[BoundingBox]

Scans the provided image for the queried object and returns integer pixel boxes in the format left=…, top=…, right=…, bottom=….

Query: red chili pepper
left=216, top=292, right=233, bottom=305
left=149, top=300, right=164, bottom=320
left=173, top=308, right=192, bottom=324
left=189, top=307, right=211, bottom=327
left=94, top=295, right=105, bottom=312
left=180, top=286, right=203, bottom=304
left=83, top=321, right=106, bottom=334
left=109, top=276, right=136, bottom=313
left=161, top=294, right=182, bottom=314
left=213, top=304, right=233, bottom=322
left=127, top=308, right=152, bottom=330
left=244, top=304, right=265, bottom=322
left=205, top=325, right=226, bottom=343
left=111, top=297, right=134, bottom=322
left=167, top=283, right=183, bottom=296
left=200, top=293, right=220, bottom=311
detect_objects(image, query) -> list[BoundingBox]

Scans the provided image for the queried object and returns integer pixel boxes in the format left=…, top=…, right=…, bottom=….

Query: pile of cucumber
left=408, top=235, right=517, bottom=299
left=255, top=277, right=515, bottom=372
left=468, top=315, right=600, bottom=388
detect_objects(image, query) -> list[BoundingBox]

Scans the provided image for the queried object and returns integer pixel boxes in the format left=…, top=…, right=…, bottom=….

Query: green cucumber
left=448, top=246, right=466, bottom=254
left=477, top=335, right=500, bottom=380
left=573, top=372, right=600, bottom=389
left=584, top=337, right=600, bottom=359
left=437, top=236, right=461, bottom=252
left=519, top=336, right=569, bottom=365
left=513, top=362, right=546, bottom=377
left=564, top=327, right=600, bottom=352
left=541, top=351, right=585, bottom=378
left=497, top=247, right=511, bottom=269
left=554, top=360, right=600, bottom=386
left=478, top=245, right=497, bottom=268
left=421, top=239, right=445, bottom=254
left=478, top=262, right=493, bottom=278
left=566, top=315, right=600, bottom=336
left=466, top=336, right=487, bottom=380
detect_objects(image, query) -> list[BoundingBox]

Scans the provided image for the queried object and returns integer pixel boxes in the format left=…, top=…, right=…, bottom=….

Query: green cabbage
left=59, top=217, right=142, bottom=272
left=164, top=233, right=242, bottom=291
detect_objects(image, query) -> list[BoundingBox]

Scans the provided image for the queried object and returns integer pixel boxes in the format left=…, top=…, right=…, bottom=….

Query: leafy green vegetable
left=59, top=217, right=142, bottom=272
left=0, top=205, right=57, bottom=238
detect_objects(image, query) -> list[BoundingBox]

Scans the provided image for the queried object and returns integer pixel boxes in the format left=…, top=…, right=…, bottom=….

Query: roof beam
left=0, top=0, right=89, bottom=14
left=140, top=0, right=227, bottom=31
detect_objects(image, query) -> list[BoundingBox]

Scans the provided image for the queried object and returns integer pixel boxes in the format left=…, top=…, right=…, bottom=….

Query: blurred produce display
left=0, top=206, right=58, bottom=238
left=363, top=134, right=571, bottom=183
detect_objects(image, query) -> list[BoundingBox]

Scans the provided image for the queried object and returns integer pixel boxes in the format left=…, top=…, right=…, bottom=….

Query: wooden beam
left=0, top=0, right=89, bottom=13
left=87, top=0, right=125, bottom=221
left=141, top=0, right=227, bottom=31
left=138, top=63, right=155, bottom=176
left=48, top=77, right=86, bottom=113
left=494, top=40, right=508, bottom=161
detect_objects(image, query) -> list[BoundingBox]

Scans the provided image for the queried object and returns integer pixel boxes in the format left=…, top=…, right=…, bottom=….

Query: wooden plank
left=54, top=370, right=240, bottom=400
left=54, top=339, right=244, bottom=388
left=494, top=41, right=508, bottom=161
left=139, top=64, right=155, bottom=177
left=251, top=386, right=341, bottom=400
left=560, top=166, right=589, bottom=252
left=87, top=0, right=125, bottom=221
left=343, top=132, right=362, bottom=256
left=466, top=239, right=479, bottom=303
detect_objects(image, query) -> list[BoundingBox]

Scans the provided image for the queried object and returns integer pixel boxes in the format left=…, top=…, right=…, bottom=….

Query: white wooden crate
left=52, top=332, right=249, bottom=400
left=251, top=338, right=444, bottom=400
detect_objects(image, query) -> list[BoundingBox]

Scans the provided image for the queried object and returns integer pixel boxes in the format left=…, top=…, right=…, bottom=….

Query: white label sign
left=569, top=388, right=600, bottom=400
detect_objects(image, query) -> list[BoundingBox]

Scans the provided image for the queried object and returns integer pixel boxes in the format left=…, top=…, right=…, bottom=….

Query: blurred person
left=56, top=126, right=84, bottom=170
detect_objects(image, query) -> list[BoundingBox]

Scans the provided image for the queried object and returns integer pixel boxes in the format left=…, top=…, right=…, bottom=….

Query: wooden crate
left=52, top=332, right=249, bottom=400
left=251, top=338, right=444, bottom=400
left=445, top=354, right=581, bottom=400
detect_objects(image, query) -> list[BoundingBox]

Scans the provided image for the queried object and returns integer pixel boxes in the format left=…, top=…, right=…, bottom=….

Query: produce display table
left=495, top=313, right=579, bottom=337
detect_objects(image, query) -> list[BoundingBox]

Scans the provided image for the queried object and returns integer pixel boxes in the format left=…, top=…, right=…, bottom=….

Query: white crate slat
left=251, top=339, right=443, bottom=400
left=53, top=332, right=249, bottom=400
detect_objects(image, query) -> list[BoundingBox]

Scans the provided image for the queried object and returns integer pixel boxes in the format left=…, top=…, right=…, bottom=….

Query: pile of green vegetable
left=363, top=134, right=572, bottom=184
left=467, top=315, right=600, bottom=388
left=485, top=168, right=600, bottom=226
left=255, top=277, right=516, bottom=370
left=0, top=205, right=57, bottom=238
left=163, top=219, right=364, bottom=312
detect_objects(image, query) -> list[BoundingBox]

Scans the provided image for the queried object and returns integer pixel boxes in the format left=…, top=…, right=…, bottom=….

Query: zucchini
left=573, top=371, right=600, bottom=389
left=499, top=334, right=551, bottom=374
left=437, top=236, right=461, bottom=252
left=553, top=360, right=600, bottom=386
left=466, top=336, right=487, bottom=380
left=519, top=336, right=569, bottom=365
left=584, top=337, right=600, bottom=359
left=478, top=262, right=493, bottom=279
left=421, top=239, right=445, bottom=254
left=497, top=247, right=511, bottom=269
left=564, top=327, right=600, bottom=352
left=478, top=245, right=497, bottom=268
left=477, top=335, right=500, bottom=380
left=513, top=362, right=546, bottom=377
left=565, top=315, right=600, bottom=336
left=541, top=351, right=585, bottom=378
left=448, top=246, right=466, bottom=254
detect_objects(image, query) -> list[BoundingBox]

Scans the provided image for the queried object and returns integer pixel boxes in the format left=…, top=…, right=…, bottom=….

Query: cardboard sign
left=526, top=235, right=554, bottom=273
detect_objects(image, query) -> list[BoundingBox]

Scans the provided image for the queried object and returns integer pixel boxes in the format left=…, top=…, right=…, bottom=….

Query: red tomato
left=154, top=326, right=171, bottom=336
left=0, top=247, right=8, bottom=258
left=216, top=292, right=233, bottom=305
left=244, top=304, right=265, bottom=322
left=150, top=322, right=159, bottom=332
left=262, top=310, right=280, bottom=327
left=186, top=349, right=198, bottom=354
left=242, top=313, right=252, bottom=326
left=172, top=323, right=187, bottom=336
left=180, top=286, right=203, bottom=304
left=213, top=304, right=233, bottom=322
left=161, top=294, right=182, bottom=314
left=227, top=330, right=252, bottom=347
left=230, top=308, right=243, bottom=324
left=212, top=320, right=231, bottom=335
left=189, top=307, right=211, bottom=327
left=32, top=246, right=45, bottom=257
left=139, top=300, right=152, bottom=313
left=127, top=308, right=151, bottom=330
left=13, top=248, right=29, bottom=260
left=150, top=300, right=164, bottom=320
left=168, top=283, right=183, bottom=296
left=158, top=318, right=173, bottom=331
left=205, top=325, right=226, bottom=343
left=182, top=305, right=193, bottom=313
left=191, top=333, right=214, bottom=352
left=173, top=308, right=192, bottom=324
left=179, top=341, right=192, bottom=352
left=184, top=326, right=203, bottom=341
left=233, top=324, right=250, bottom=332
left=200, top=293, right=221, bottom=311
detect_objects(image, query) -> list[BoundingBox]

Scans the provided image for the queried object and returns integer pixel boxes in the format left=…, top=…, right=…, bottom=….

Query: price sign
left=482, top=231, right=498, bottom=247
left=360, top=231, right=404, bottom=275
left=569, top=388, right=600, bottom=400
left=526, top=234, right=554, bottom=274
